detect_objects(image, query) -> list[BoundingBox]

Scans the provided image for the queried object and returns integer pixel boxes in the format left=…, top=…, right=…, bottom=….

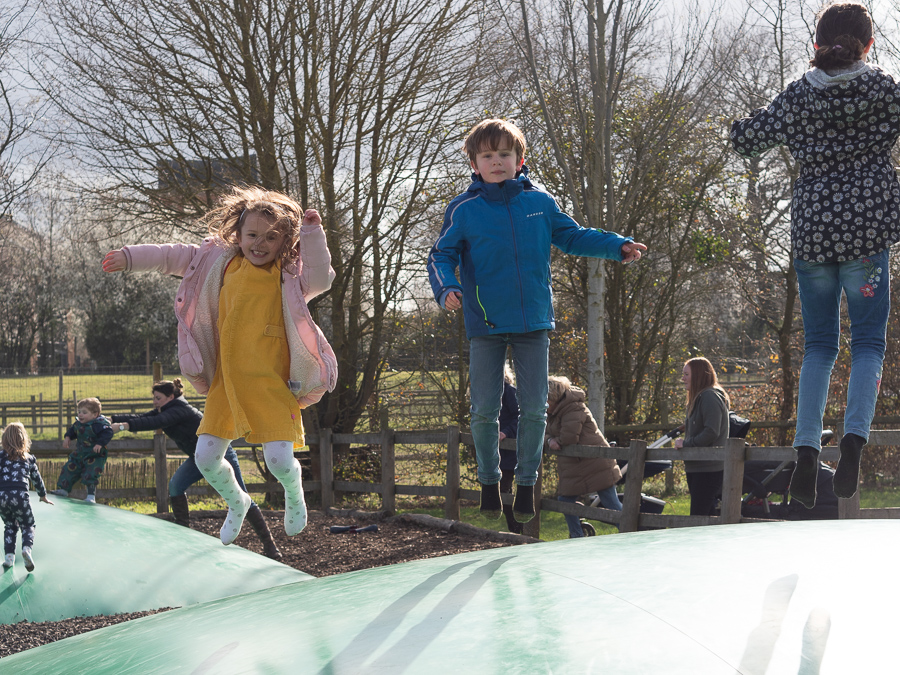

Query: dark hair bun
left=811, top=3, right=872, bottom=70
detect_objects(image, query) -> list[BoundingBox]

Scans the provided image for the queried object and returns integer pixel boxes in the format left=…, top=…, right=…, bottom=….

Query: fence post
left=381, top=427, right=396, bottom=515
left=153, top=430, right=168, bottom=513
left=58, top=369, right=64, bottom=441
left=620, top=440, right=648, bottom=533
left=320, top=428, right=334, bottom=512
left=720, top=438, right=747, bottom=524
left=838, top=491, right=861, bottom=519
left=445, top=425, right=460, bottom=521
left=30, top=395, right=37, bottom=435
left=152, top=361, right=162, bottom=384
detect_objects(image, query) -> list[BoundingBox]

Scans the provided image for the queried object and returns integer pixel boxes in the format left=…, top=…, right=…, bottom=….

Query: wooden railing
left=30, top=428, right=900, bottom=535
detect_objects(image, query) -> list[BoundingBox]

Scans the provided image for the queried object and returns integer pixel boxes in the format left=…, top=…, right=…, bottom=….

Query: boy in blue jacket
left=428, top=118, right=646, bottom=522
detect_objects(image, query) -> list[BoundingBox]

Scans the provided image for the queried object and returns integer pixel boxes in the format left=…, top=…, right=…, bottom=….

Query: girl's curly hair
left=202, top=186, right=306, bottom=269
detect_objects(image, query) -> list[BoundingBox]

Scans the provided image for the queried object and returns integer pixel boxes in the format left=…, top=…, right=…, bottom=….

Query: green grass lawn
left=0, top=372, right=164, bottom=402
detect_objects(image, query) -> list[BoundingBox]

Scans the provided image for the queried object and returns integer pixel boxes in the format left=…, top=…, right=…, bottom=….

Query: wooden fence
left=29, top=427, right=900, bottom=536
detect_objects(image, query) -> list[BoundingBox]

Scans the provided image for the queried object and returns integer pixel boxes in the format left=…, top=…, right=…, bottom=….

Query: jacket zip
left=504, top=186, right=528, bottom=330
left=475, top=286, right=495, bottom=328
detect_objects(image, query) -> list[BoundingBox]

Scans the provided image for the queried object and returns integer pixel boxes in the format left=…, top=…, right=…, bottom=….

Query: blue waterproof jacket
left=428, top=169, right=631, bottom=339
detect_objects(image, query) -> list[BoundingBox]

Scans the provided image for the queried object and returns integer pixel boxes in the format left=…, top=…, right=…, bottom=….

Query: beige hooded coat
left=546, top=386, right=622, bottom=496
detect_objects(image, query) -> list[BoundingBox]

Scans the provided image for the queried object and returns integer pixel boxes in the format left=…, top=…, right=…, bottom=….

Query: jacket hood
left=801, top=64, right=892, bottom=124
left=557, top=386, right=587, bottom=409
left=466, top=165, right=535, bottom=202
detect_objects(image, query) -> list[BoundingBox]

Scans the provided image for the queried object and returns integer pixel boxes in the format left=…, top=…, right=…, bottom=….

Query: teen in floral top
left=731, top=3, right=899, bottom=507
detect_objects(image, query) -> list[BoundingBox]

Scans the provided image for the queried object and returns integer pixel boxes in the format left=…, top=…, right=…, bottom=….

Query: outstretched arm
left=621, top=241, right=647, bottom=263
left=297, top=209, right=335, bottom=300
left=103, top=243, right=200, bottom=276
left=731, top=91, right=788, bottom=158
left=102, top=250, right=127, bottom=272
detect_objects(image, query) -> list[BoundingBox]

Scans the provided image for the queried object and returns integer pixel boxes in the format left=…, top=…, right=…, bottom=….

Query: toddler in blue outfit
left=1, top=423, right=52, bottom=571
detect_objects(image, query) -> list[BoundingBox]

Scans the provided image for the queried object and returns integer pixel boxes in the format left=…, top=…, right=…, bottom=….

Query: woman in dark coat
left=110, top=379, right=281, bottom=559
left=674, top=358, right=729, bottom=517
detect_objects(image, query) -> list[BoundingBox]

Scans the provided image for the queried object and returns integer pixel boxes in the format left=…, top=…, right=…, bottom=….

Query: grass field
left=0, top=372, right=165, bottom=403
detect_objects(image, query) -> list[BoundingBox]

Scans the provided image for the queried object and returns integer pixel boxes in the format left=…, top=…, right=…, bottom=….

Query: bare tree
left=37, top=0, right=481, bottom=434
left=0, top=3, right=53, bottom=223
left=503, top=0, right=733, bottom=426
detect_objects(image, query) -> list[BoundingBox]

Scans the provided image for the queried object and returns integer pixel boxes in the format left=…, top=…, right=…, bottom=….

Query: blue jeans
left=169, top=446, right=256, bottom=506
left=559, top=486, right=622, bottom=538
left=469, top=330, right=549, bottom=486
left=794, top=250, right=889, bottom=450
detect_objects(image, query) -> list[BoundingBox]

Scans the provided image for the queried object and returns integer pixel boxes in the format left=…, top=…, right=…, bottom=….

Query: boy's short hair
left=464, top=119, right=527, bottom=163
left=77, top=397, right=102, bottom=415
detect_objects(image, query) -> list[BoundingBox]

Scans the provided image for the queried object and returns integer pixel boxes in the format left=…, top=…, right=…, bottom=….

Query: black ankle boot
left=480, top=482, right=503, bottom=520
left=246, top=504, right=283, bottom=560
left=513, top=484, right=535, bottom=523
left=169, top=494, right=191, bottom=527
left=790, top=446, right=819, bottom=509
left=834, top=433, right=865, bottom=498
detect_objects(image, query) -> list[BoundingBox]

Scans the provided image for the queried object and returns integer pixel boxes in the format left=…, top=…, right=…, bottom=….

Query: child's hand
left=302, top=209, right=322, bottom=228
left=93, top=444, right=103, bottom=453
left=62, top=438, right=69, bottom=450
left=102, top=250, right=127, bottom=272
left=548, top=438, right=561, bottom=451
left=444, top=291, right=462, bottom=311
left=621, top=241, right=647, bottom=264
left=499, top=431, right=507, bottom=441
left=41, top=495, right=54, bottom=505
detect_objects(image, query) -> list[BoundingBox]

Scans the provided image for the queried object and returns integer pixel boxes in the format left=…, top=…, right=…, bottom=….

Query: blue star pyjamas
left=0, top=449, right=48, bottom=555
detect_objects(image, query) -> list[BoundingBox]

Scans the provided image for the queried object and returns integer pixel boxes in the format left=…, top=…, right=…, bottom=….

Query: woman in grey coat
left=674, top=358, right=729, bottom=516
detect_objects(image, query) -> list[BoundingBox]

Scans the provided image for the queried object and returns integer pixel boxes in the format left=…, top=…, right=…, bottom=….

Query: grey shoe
left=22, top=547, right=34, bottom=572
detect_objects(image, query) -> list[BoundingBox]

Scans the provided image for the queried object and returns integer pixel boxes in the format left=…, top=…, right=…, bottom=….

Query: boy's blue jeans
left=469, top=330, right=549, bottom=486
left=169, top=446, right=256, bottom=507
left=793, top=250, right=889, bottom=450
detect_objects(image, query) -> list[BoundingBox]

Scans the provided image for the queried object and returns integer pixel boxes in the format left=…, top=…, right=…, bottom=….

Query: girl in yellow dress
left=103, top=187, right=337, bottom=544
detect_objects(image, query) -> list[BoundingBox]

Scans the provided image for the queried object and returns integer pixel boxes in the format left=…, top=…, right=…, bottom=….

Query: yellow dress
left=198, top=256, right=305, bottom=445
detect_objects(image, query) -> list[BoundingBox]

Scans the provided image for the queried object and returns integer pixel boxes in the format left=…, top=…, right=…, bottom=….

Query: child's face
left=77, top=407, right=99, bottom=423
left=237, top=211, right=287, bottom=266
left=470, top=143, right=524, bottom=184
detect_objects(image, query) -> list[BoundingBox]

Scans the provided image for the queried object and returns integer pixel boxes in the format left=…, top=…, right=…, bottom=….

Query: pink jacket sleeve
left=296, top=223, right=335, bottom=301
left=121, top=243, right=200, bottom=277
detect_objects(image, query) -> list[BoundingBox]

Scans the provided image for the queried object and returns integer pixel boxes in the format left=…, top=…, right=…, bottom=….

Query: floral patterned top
left=731, top=64, right=900, bottom=263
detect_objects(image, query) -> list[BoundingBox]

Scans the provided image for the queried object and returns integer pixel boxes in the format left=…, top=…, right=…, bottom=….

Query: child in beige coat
left=546, top=376, right=622, bottom=537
